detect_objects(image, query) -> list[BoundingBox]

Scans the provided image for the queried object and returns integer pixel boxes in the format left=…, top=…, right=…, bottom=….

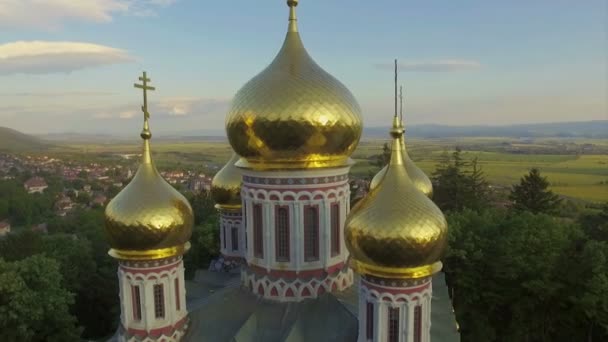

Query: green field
left=51, top=137, right=608, bottom=203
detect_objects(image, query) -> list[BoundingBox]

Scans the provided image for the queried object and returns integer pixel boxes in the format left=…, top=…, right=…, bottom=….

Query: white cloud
left=0, top=0, right=177, bottom=30
left=0, top=91, right=115, bottom=97
left=375, top=60, right=481, bottom=72
left=119, top=110, right=137, bottom=119
left=91, top=97, right=231, bottom=120
left=0, top=41, right=134, bottom=75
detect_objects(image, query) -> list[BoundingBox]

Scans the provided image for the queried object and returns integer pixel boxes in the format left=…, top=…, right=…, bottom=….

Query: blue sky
left=0, top=0, right=606, bottom=135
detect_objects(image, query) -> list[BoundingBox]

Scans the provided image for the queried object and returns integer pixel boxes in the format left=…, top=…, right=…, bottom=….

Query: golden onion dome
left=104, top=72, right=194, bottom=261
left=369, top=123, right=433, bottom=197
left=225, top=0, right=363, bottom=170
left=211, top=153, right=242, bottom=209
left=345, top=117, right=447, bottom=279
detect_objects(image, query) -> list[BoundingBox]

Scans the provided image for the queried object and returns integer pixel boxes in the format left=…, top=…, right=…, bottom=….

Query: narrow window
left=222, top=225, right=226, bottom=249
left=153, top=284, right=165, bottom=319
left=253, top=204, right=263, bottom=258
left=330, top=203, right=340, bottom=256
left=366, top=301, right=374, bottom=339
left=304, top=206, right=319, bottom=261
left=131, top=285, right=141, bottom=321
left=275, top=206, right=290, bottom=262
left=414, top=305, right=422, bottom=342
left=175, top=278, right=180, bottom=311
left=231, top=226, right=239, bottom=251
left=388, top=307, right=399, bottom=342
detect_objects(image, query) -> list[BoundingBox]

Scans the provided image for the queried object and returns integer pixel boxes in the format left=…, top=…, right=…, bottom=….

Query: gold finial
left=287, top=0, right=298, bottom=32
left=389, top=59, right=403, bottom=138
left=134, top=71, right=156, bottom=140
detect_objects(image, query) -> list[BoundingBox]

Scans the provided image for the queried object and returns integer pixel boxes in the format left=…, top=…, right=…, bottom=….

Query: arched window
left=275, top=206, right=290, bottom=262
left=330, top=203, right=340, bottom=256
left=222, top=225, right=226, bottom=249
left=174, top=278, right=180, bottom=311
left=153, top=284, right=165, bottom=319
left=414, top=305, right=422, bottom=342
left=253, top=204, right=263, bottom=258
left=231, top=227, right=239, bottom=251
left=304, top=206, right=319, bottom=261
left=388, top=307, right=399, bottom=342
left=131, top=285, right=141, bottom=321
left=366, top=301, right=374, bottom=339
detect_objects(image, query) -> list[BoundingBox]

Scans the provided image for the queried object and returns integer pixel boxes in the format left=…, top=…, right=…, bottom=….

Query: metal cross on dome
left=134, top=71, right=155, bottom=120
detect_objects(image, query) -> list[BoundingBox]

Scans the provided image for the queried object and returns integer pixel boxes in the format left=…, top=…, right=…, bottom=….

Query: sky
left=0, top=0, right=606, bottom=136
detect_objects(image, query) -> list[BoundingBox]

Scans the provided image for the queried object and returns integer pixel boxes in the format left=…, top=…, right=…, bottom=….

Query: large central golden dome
left=225, top=0, right=363, bottom=170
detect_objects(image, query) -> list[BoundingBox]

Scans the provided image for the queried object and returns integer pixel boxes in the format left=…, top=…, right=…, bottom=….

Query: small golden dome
left=225, top=0, right=363, bottom=170
left=211, top=153, right=242, bottom=209
left=345, top=117, right=447, bottom=279
left=104, top=73, right=194, bottom=261
left=370, top=123, right=433, bottom=197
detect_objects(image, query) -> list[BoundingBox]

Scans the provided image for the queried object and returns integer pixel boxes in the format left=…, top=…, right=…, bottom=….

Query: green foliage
left=444, top=208, right=608, bottom=341
left=432, top=148, right=491, bottom=212
left=183, top=190, right=220, bottom=279
left=509, top=168, right=562, bottom=214
left=0, top=255, right=81, bottom=342
left=188, top=191, right=217, bottom=225
left=371, top=142, right=391, bottom=168
left=0, top=179, right=56, bottom=225
left=46, top=208, right=119, bottom=338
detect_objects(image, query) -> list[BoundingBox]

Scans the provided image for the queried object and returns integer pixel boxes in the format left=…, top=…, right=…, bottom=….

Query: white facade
left=117, top=256, right=188, bottom=342
left=218, top=209, right=245, bottom=261
left=239, top=166, right=354, bottom=301
left=358, top=276, right=433, bottom=342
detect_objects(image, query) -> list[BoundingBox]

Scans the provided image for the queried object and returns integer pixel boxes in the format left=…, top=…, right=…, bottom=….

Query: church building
left=104, top=1, right=459, bottom=341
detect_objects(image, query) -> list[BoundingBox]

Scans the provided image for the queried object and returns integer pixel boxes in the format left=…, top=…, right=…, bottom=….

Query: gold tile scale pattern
left=370, top=120, right=433, bottom=197
left=104, top=72, right=194, bottom=261
left=345, top=117, right=447, bottom=279
left=226, top=0, right=362, bottom=170
left=211, top=152, right=243, bottom=209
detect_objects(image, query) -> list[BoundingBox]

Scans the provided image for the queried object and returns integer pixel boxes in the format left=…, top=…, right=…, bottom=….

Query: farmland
left=51, top=137, right=608, bottom=203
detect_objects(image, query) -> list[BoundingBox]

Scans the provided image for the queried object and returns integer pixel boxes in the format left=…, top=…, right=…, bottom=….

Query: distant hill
left=0, top=127, right=50, bottom=152
left=364, top=120, right=608, bottom=139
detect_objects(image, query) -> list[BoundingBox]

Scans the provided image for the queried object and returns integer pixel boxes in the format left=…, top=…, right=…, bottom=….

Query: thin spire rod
left=394, top=59, right=398, bottom=118
left=287, top=0, right=299, bottom=32
left=399, top=85, right=403, bottom=124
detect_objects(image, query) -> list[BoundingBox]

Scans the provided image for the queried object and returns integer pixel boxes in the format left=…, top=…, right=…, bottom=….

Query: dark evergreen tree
left=509, top=168, right=562, bottom=214
left=432, top=147, right=489, bottom=212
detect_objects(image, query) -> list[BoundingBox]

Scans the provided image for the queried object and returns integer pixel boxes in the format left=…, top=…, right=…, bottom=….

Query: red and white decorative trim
left=117, top=256, right=188, bottom=342
left=239, top=167, right=354, bottom=302
left=218, top=209, right=245, bottom=261
left=242, top=263, right=353, bottom=302
left=358, top=275, right=433, bottom=342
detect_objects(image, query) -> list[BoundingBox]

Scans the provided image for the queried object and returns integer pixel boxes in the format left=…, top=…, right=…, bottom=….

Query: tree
left=578, top=203, right=608, bottom=241
left=509, top=168, right=562, bottom=214
left=444, top=208, right=608, bottom=342
left=40, top=234, right=96, bottom=293
left=432, top=148, right=490, bottom=212
left=183, top=221, right=220, bottom=279
left=0, top=255, right=81, bottom=341
left=371, top=142, right=391, bottom=168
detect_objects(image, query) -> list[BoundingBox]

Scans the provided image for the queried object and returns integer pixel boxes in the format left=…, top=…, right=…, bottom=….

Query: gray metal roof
left=182, top=271, right=459, bottom=342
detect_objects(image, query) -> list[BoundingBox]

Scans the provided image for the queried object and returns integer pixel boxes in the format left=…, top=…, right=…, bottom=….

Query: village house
left=24, top=176, right=48, bottom=194
left=0, top=220, right=10, bottom=237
